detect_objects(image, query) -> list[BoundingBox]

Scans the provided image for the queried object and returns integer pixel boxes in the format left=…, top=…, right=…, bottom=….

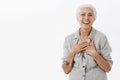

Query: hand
left=84, top=40, right=97, bottom=56
left=72, top=41, right=89, bottom=54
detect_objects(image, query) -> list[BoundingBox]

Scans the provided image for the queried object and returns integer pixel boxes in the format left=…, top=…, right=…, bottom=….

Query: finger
left=84, top=49, right=88, bottom=53
left=79, top=42, right=88, bottom=47
left=78, top=41, right=81, bottom=44
left=80, top=42, right=89, bottom=48
left=74, top=41, right=78, bottom=45
left=80, top=47, right=87, bottom=52
left=81, top=46, right=89, bottom=52
left=82, top=41, right=88, bottom=43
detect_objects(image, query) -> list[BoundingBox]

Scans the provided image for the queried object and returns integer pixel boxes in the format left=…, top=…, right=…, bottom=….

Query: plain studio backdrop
left=0, top=0, right=119, bottom=80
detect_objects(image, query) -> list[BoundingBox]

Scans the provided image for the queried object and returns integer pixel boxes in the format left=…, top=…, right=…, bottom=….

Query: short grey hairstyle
left=76, top=4, right=97, bottom=19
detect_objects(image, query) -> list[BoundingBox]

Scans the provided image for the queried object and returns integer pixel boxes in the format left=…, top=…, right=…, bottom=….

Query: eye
left=80, top=13, right=85, bottom=16
left=88, top=13, right=93, bottom=16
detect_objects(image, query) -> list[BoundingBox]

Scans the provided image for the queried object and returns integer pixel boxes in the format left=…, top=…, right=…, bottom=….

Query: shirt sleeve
left=62, top=36, right=71, bottom=63
left=99, top=35, right=113, bottom=68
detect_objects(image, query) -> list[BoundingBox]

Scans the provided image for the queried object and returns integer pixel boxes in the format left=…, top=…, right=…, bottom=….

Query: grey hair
left=76, top=4, right=97, bottom=19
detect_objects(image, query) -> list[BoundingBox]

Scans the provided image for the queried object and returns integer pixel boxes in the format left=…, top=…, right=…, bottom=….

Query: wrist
left=70, top=49, right=76, bottom=55
left=92, top=51, right=98, bottom=58
left=66, top=49, right=75, bottom=64
left=64, top=60, right=72, bottom=66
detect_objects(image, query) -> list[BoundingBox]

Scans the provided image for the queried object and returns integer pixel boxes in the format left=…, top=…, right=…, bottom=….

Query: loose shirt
left=62, top=27, right=113, bottom=80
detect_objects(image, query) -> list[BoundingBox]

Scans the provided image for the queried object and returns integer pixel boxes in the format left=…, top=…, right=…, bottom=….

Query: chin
left=81, top=25, right=91, bottom=29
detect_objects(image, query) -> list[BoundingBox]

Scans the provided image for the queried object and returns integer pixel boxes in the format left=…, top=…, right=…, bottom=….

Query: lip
left=82, top=20, right=91, bottom=25
left=82, top=22, right=90, bottom=25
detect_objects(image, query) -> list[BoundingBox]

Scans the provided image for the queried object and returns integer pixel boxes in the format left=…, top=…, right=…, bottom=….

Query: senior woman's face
left=77, top=7, right=95, bottom=29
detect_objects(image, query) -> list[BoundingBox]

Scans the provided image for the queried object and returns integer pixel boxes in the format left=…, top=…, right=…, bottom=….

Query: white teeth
left=84, top=22, right=89, bottom=23
left=82, top=20, right=90, bottom=24
left=83, top=21, right=89, bottom=24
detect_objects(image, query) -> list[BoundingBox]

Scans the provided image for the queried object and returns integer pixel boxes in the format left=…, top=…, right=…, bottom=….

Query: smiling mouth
left=82, top=21, right=90, bottom=25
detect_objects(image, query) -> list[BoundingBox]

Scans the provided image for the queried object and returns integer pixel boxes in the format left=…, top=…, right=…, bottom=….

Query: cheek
left=91, top=18, right=95, bottom=21
left=90, top=19, right=95, bottom=23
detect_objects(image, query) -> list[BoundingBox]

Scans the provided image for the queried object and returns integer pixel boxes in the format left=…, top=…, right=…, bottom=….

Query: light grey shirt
left=62, top=27, right=113, bottom=80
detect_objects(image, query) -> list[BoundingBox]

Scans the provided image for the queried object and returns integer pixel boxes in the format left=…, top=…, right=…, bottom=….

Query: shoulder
left=63, top=31, right=77, bottom=48
left=92, top=28, right=110, bottom=50
left=64, top=31, right=77, bottom=42
left=93, top=28, right=107, bottom=39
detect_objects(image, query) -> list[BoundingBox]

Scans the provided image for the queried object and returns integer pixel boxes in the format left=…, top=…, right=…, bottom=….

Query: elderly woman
left=62, top=4, right=113, bottom=80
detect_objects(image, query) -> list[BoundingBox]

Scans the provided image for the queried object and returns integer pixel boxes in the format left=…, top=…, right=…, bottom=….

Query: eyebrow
left=80, top=12, right=93, bottom=15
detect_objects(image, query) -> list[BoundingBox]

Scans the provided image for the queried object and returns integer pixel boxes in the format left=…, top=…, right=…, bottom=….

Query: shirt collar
left=74, top=27, right=96, bottom=42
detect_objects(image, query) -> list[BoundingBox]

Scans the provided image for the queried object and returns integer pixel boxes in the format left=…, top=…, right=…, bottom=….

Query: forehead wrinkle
left=80, top=11, right=94, bottom=16
left=76, top=4, right=97, bottom=19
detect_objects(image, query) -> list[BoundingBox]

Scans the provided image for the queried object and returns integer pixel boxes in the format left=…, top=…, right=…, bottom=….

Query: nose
left=84, top=15, right=89, bottom=20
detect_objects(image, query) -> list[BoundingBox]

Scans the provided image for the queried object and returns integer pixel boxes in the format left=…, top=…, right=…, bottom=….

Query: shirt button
left=83, top=66, right=85, bottom=68
left=83, top=75, right=85, bottom=77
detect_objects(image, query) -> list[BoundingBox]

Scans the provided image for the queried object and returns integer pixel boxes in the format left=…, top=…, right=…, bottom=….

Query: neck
left=80, top=27, right=92, bottom=41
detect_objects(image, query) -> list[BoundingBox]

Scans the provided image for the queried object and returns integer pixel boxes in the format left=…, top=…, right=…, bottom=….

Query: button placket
left=83, top=75, right=85, bottom=77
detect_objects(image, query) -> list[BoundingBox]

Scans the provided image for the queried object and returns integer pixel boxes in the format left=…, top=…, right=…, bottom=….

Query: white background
left=0, top=0, right=119, bottom=80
